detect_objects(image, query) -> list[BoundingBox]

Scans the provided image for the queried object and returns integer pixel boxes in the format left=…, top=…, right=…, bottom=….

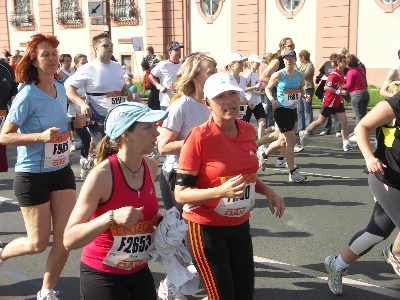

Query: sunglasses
left=98, top=43, right=114, bottom=48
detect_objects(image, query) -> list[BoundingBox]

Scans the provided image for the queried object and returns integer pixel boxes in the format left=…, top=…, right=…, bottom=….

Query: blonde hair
left=389, top=81, right=400, bottom=95
left=174, top=52, right=217, bottom=96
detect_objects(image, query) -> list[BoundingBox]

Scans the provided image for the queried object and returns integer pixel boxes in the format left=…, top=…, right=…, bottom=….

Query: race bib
left=237, top=105, right=248, bottom=119
left=284, top=89, right=301, bottom=106
left=103, top=220, right=154, bottom=271
left=44, top=132, right=70, bottom=168
left=106, top=91, right=126, bottom=111
left=214, top=173, right=256, bottom=217
left=0, top=110, right=6, bottom=131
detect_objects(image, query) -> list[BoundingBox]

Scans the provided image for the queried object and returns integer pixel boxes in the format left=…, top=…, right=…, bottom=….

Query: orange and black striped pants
left=187, top=219, right=254, bottom=300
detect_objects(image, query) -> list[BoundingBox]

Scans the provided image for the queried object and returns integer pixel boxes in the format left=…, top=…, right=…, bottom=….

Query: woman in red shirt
left=64, top=102, right=167, bottom=299
left=174, top=73, right=285, bottom=299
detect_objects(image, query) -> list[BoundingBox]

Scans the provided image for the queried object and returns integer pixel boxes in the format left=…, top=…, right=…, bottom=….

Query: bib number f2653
left=44, top=132, right=70, bottom=168
left=106, top=91, right=127, bottom=111
left=284, top=89, right=301, bottom=106
left=103, top=220, right=154, bottom=271
left=214, top=173, right=256, bottom=217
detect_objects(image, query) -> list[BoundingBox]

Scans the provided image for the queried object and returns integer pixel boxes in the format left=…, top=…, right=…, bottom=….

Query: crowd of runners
left=0, top=32, right=400, bottom=300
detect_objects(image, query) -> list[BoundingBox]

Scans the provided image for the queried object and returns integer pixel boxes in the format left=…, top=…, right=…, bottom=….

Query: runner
left=323, top=86, right=400, bottom=296
left=148, top=41, right=183, bottom=110
left=264, top=50, right=308, bottom=182
left=65, top=32, right=130, bottom=147
left=299, top=54, right=357, bottom=152
left=0, top=33, right=86, bottom=300
left=243, top=54, right=267, bottom=140
left=174, top=72, right=285, bottom=300
left=64, top=102, right=167, bottom=300
left=380, top=50, right=400, bottom=99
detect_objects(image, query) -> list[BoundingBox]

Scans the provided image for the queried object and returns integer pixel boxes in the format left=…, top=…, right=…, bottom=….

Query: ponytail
left=95, top=135, right=120, bottom=167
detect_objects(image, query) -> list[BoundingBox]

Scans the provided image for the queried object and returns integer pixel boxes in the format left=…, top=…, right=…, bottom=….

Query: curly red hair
left=15, top=34, right=60, bottom=85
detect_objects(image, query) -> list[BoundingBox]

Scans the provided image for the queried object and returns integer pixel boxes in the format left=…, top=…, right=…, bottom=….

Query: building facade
left=1, top=0, right=400, bottom=86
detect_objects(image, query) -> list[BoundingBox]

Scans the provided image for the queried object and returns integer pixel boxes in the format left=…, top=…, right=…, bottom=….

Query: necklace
left=117, top=156, right=142, bottom=179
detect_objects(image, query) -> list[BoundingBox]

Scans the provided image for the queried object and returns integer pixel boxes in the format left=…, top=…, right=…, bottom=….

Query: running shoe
left=324, top=255, right=347, bottom=296
left=335, top=132, right=342, bottom=137
left=275, top=158, right=287, bottom=168
left=294, top=144, right=304, bottom=153
left=343, top=142, right=357, bottom=152
left=157, top=280, right=187, bottom=300
left=382, top=244, right=400, bottom=277
left=37, top=290, right=59, bottom=300
left=299, top=130, right=308, bottom=146
left=319, top=131, right=328, bottom=136
left=0, top=241, right=4, bottom=267
left=80, top=154, right=95, bottom=181
left=151, top=147, right=159, bottom=161
left=256, top=146, right=268, bottom=171
left=289, top=170, right=306, bottom=182
left=349, top=135, right=357, bottom=143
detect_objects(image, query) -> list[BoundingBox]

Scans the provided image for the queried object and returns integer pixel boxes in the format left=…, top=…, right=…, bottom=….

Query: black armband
left=175, top=173, right=198, bottom=187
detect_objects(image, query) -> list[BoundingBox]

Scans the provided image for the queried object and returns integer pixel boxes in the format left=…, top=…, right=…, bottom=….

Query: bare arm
left=380, top=69, right=396, bottom=99
left=265, top=71, right=281, bottom=109
left=149, top=74, right=167, bottom=93
left=157, top=127, right=183, bottom=155
left=255, top=177, right=285, bottom=218
left=65, top=83, right=92, bottom=117
left=354, top=101, right=394, bottom=174
left=0, top=120, right=59, bottom=146
left=260, top=59, right=279, bottom=84
left=174, top=170, right=246, bottom=205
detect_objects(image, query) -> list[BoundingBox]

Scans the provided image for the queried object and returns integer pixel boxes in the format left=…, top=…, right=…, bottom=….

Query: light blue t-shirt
left=7, top=82, right=69, bottom=173
left=276, top=69, right=301, bottom=109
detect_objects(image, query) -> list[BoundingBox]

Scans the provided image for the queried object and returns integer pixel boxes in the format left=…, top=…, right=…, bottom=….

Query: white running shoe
left=294, top=144, right=304, bottom=153
left=343, top=142, right=357, bottom=152
left=319, top=131, right=327, bottom=136
left=299, top=130, right=308, bottom=146
left=275, top=158, right=287, bottom=168
left=158, top=279, right=187, bottom=300
left=335, top=132, right=342, bottom=137
left=289, top=170, right=306, bottom=182
left=80, top=154, right=95, bottom=180
left=37, top=290, right=59, bottom=300
left=382, top=244, right=400, bottom=277
left=256, top=146, right=268, bottom=171
left=324, top=256, right=347, bottom=296
left=349, top=135, right=357, bottom=143
left=0, top=241, right=4, bottom=268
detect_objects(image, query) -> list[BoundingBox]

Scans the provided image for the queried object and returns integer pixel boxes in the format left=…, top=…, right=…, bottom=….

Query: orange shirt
left=178, top=117, right=258, bottom=226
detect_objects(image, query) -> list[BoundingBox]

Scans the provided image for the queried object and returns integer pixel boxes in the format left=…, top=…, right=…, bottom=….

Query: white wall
left=265, top=0, right=317, bottom=65
left=358, top=1, right=400, bottom=68
left=190, top=0, right=232, bottom=70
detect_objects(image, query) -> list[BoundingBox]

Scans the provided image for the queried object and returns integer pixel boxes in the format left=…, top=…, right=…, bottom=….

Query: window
left=196, top=0, right=225, bottom=24
left=201, top=0, right=219, bottom=16
left=374, top=0, right=400, bottom=12
left=56, top=0, right=83, bottom=28
left=382, top=0, right=398, bottom=3
left=9, top=0, right=35, bottom=30
left=280, top=0, right=300, bottom=11
left=276, top=0, right=305, bottom=18
left=110, top=0, right=142, bottom=26
left=121, top=55, right=132, bottom=73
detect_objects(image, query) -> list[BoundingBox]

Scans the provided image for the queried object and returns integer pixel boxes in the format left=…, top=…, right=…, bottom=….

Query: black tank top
left=374, top=93, right=400, bottom=189
left=272, top=56, right=286, bottom=96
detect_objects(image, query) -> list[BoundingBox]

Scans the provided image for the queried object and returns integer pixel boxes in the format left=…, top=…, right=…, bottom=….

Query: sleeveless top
left=81, top=154, right=159, bottom=274
left=276, top=69, right=302, bottom=109
left=374, top=94, right=400, bottom=190
left=272, top=56, right=285, bottom=96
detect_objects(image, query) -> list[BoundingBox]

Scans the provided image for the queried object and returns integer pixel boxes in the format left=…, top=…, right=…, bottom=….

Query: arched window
left=196, top=0, right=224, bottom=24
left=374, top=0, right=400, bottom=12
left=9, top=0, right=35, bottom=30
left=276, top=0, right=305, bottom=19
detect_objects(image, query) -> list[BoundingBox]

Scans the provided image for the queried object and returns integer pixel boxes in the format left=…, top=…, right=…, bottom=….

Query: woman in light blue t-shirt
left=0, top=34, right=85, bottom=300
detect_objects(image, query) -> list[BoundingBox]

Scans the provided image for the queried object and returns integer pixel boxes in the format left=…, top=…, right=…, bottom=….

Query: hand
left=41, top=127, right=60, bottom=142
left=270, top=99, right=279, bottom=110
left=160, top=86, right=168, bottom=93
left=366, top=156, right=387, bottom=174
left=248, top=103, right=255, bottom=110
left=266, top=194, right=285, bottom=218
left=73, top=113, right=86, bottom=129
left=219, top=175, right=246, bottom=199
left=113, top=206, right=144, bottom=227
left=305, top=94, right=311, bottom=102
left=254, top=82, right=261, bottom=89
left=80, top=103, right=93, bottom=118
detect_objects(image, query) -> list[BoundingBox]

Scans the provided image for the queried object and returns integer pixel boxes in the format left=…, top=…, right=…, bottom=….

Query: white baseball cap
left=226, top=53, right=247, bottom=66
left=248, top=54, right=262, bottom=63
left=203, top=73, right=243, bottom=100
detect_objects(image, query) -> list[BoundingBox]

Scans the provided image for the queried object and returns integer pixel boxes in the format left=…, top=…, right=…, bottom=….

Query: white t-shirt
left=243, top=70, right=261, bottom=106
left=161, top=95, right=210, bottom=172
left=151, top=60, right=182, bottom=107
left=61, top=68, right=74, bottom=77
left=66, top=60, right=125, bottom=117
left=238, top=76, right=246, bottom=101
left=67, top=87, right=85, bottom=118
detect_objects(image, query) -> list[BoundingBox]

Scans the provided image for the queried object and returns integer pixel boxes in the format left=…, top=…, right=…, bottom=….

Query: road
left=1, top=112, right=399, bottom=299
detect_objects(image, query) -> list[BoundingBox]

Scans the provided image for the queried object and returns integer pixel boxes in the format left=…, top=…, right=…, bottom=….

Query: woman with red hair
left=0, top=34, right=85, bottom=300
